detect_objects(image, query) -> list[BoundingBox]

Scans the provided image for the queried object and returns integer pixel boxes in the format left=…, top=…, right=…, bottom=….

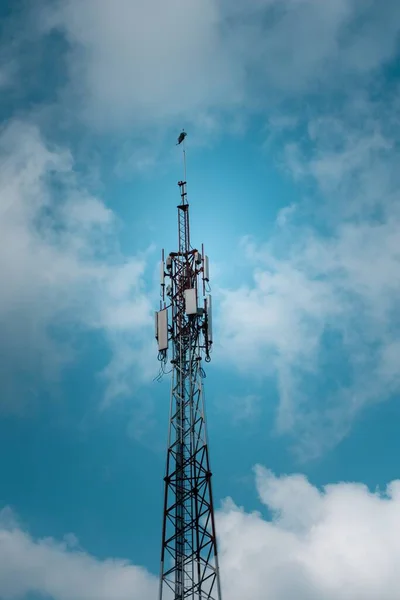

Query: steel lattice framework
left=155, top=137, right=222, bottom=600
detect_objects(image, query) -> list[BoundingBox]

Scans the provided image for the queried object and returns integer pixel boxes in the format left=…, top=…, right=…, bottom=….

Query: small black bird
left=177, top=131, right=187, bottom=145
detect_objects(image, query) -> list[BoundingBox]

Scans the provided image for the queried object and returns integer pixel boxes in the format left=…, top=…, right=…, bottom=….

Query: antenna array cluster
left=155, top=246, right=212, bottom=361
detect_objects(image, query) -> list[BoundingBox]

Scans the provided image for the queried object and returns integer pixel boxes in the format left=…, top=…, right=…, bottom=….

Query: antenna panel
left=207, top=294, right=213, bottom=343
left=184, top=288, right=197, bottom=315
left=204, top=256, right=210, bottom=281
left=157, top=309, right=168, bottom=350
left=160, top=261, right=165, bottom=286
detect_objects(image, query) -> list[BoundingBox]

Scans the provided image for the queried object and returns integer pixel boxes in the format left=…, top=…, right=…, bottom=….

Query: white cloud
left=220, top=394, right=262, bottom=425
left=43, top=0, right=243, bottom=131
left=0, top=119, right=154, bottom=410
left=4, top=468, right=400, bottom=599
left=39, top=0, right=400, bottom=131
left=276, top=203, right=296, bottom=227
left=218, top=466, right=400, bottom=599
left=218, top=104, right=400, bottom=458
left=0, top=508, right=157, bottom=600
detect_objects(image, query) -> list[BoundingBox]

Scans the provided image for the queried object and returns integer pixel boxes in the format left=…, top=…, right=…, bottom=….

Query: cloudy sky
left=1, top=0, right=400, bottom=598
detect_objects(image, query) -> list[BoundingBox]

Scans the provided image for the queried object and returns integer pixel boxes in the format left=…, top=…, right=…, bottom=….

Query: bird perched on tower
left=176, top=130, right=187, bottom=145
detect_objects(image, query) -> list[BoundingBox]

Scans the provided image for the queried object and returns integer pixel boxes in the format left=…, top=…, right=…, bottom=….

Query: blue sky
left=1, top=0, right=400, bottom=598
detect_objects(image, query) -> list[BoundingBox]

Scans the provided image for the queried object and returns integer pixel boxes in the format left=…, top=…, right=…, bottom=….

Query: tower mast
left=155, top=132, right=222, bottom=600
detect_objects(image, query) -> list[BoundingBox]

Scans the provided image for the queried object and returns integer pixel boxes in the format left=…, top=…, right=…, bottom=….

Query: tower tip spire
left=177, top=129, right=187, bottom=186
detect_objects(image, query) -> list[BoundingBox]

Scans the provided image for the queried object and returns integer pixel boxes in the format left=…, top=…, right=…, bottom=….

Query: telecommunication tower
left=155, top=131, right=222, bottom=600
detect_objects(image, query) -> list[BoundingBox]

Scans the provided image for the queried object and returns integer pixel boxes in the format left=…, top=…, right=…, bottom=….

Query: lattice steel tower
left=155, top=131, right=222, bottom=600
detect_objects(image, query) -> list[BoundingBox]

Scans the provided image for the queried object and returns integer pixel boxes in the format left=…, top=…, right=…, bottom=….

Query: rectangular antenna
left=156, top=309, right=168, bottom=351
left=184, top=288, right=197, bottom=315
left=160, top=260, right=165, bottom=287
left=207, top=294, right=213, bottom=344
left=204, top=255, right=210, bottom=282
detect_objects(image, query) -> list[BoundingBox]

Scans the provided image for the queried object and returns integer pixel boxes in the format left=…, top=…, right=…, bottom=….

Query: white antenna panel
left=160, top=261, right=165, bottom=286
left=185, top=288, right=197, bottom=315
left=207, top=294, right=213, bottom=343
left=204, top=256, right=210, bottom=282
left=154, top=311, right=158, bottom=339
left=157, top=309, right=168, bottom=351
